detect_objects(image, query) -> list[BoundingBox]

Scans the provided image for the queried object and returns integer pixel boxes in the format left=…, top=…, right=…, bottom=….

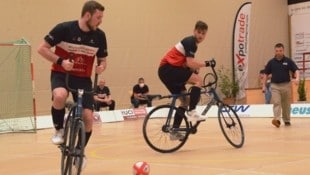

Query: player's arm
left=95, top=57, right=107, bottom=74
left=186, top=57, right=206, bottom=69
left=38, top=41, right=73, bottom=70
left=37, top=41, right=60, bottom=64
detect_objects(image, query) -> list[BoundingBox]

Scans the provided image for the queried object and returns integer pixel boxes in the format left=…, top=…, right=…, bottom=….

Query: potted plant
left=298, top=78, right=307, bottom=102
left=217, top=66, right=240, bottom=104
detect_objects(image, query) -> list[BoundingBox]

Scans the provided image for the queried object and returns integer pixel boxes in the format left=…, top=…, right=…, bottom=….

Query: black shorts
left=158, top=64, right=192, bottom=94
left=51, top=71, right=94, bottom=110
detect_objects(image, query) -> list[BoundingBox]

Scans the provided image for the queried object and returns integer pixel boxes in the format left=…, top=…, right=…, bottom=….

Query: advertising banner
left=232, top=2, right=252, bottom=99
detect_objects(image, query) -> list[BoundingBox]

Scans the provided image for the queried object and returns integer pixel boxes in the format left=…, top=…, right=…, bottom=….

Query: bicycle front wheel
left=142, top=105, right=190, bottom=153
left=61, top=117, right=85, bottom=174
left=61, top=108, right=74, bottom=175
left=218, top=104, right=244, bottom=148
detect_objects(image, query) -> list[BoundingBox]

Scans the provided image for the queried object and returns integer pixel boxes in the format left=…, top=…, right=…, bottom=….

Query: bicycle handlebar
left=202, top=60, right=218, bottom=88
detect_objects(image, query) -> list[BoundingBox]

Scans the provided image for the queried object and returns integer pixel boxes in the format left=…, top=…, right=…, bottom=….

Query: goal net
left=0, top=38, right=36, bottom=133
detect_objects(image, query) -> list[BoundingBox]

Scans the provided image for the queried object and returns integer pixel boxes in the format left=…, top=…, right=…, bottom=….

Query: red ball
left=132, top=161, right=150, bottom=175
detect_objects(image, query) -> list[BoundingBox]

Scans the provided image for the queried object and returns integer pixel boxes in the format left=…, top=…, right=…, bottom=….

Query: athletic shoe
left=284, top=121, right=291, bottom=126
left=185, top=110, right=205, bottom=122
left=170, top=131, right=185, bottom=141
left=51, top=129, right=64, bottom=145
left=272, top=119, right=281, bottom=128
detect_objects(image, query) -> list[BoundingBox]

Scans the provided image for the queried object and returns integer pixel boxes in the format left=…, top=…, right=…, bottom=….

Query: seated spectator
left=94, top=78, right=115, bottom=111
left=131, top=77, right=152, bottom=108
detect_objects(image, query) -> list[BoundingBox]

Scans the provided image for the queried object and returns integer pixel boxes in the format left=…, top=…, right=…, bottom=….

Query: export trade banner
left=232, top=2, right=252, bottom=99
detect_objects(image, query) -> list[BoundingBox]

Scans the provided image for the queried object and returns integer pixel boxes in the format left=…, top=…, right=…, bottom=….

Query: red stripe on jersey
left=160, top=47, right=186, bottom=67
left=52, top=41, right=98, bottom=77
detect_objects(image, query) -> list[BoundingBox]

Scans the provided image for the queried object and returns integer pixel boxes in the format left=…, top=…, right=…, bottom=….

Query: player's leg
left=51, top=71, right=69, bottom=145
left=185, top=73, right=204, bottom=121
left=158, top=65, right=190, bottom=140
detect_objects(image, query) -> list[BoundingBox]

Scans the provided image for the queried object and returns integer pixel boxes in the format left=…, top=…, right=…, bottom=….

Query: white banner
left=233, top=2, right=252, bottom=99
left=288, top=1, right=310, bottom=16
left=289, top=1, right=310, bottom=79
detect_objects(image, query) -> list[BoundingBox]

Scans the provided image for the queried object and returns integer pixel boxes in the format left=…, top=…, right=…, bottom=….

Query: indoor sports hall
left=1, top=0, right=310, bottom=175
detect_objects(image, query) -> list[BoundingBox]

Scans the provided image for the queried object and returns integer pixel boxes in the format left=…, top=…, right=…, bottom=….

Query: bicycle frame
left=60, top=73, right=95, bottom=175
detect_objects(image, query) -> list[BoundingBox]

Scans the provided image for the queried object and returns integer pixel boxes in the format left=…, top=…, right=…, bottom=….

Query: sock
left=51, top=107, right=65, bottom=130
left=84, top=131, right=92, bottom=147
left=189, top=86, right=201, bottom=111
left=173, top=107, right=186, bottom=128
left=76, top=131, right=92, bottom=150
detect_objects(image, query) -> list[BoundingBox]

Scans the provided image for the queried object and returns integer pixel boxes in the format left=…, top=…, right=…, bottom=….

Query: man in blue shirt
left=263, top=43, right=299, bottom=127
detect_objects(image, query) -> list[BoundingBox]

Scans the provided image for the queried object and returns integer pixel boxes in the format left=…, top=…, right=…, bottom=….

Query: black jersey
left=44, top=20, right=108, bottom=77
left=95, top=86, right=111, bottom=99
left=160, top=36, right=197, bottom=67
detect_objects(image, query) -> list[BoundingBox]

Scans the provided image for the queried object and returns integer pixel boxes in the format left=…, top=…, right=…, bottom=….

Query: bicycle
left=58, top=73, right=96, bottom=175
left=142, top=61, right=245, bottom=153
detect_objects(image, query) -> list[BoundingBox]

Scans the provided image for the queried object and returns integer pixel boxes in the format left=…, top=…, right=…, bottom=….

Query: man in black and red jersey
left=158, top=21, right=215, bottom=140
left=37, top=0, right=107, bottom=169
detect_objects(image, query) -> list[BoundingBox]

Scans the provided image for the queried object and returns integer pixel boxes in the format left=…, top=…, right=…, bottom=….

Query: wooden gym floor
left=0, top=117, right=310, bottom=175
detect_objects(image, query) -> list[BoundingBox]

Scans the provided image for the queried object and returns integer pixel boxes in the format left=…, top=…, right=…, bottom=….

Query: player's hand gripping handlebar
left=203, top=58, right=217, bottom=88
left=205, top=59, right=216, bottom=68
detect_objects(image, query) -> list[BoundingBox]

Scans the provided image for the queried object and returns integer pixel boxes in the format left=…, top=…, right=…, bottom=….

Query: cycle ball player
left=37, top=0, right=107, bottom=167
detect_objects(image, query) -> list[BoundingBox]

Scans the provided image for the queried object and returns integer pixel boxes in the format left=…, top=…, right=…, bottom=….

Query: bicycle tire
left=142, top=105, right=190, bottom=153
left=217, top=103, right=245, bottom=148
left=61, top=108, right=74, bottom=175
left=71, top=120, right=85, bottom=175
left=61, top=108, right=86, bottom=175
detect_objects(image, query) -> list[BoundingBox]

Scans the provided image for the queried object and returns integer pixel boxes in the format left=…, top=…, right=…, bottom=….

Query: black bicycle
left=142, top=60, right=245, bottom=153
left=59, top=73, right=95, bottom=175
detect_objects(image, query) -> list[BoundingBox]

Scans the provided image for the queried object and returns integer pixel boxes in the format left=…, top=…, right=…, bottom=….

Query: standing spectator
left=131, top=77, right=152, bottom=108
left=259, top=68, right=272, bottom=104
left=94, top=78, right=115, bottom=111
left=263, top=43, right=299, bottom=127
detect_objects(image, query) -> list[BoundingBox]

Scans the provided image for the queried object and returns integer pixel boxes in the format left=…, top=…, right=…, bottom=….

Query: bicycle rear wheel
left=142, top=105, right=190, bottom=153
left=218, top=104, right=244, bottom=148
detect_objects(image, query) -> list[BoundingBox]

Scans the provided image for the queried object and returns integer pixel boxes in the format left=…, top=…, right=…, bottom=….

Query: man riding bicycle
left=158, top=20, right=215, bottom=140
left=37, top=0, right=107, bottom=170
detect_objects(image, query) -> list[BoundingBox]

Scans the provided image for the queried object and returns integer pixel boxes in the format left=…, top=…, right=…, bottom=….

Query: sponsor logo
left=121, top=108, right=147, bottom=120
left=236, top=13, right=247, bottom=72
left=291, top=106, right=310, bottom=115
left=221, top=105, right=250, bottom=117
left=121, top=109, right=135, bottom=117
left=133, top=108, right=147, bottom=116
